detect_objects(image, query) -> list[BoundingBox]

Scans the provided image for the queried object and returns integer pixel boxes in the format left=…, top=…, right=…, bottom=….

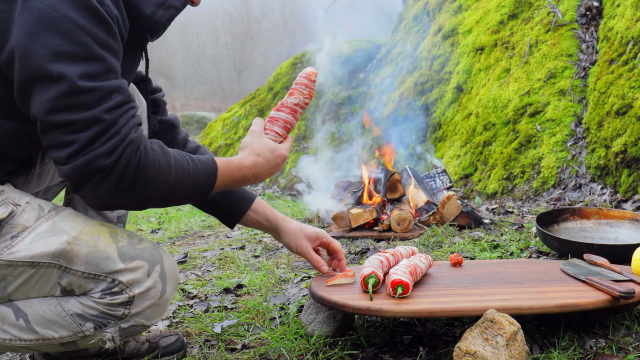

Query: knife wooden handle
left=583, top=254, right=640, bottom=285
left=584, top=276, right=635, bottom=300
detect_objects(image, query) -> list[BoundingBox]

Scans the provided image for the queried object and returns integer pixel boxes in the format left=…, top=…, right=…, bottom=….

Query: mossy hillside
left=198, top=41, right=382, bottom=184
left=371, top=0, right=583, bottom=195
left=584, top=0, right=640, bottom=197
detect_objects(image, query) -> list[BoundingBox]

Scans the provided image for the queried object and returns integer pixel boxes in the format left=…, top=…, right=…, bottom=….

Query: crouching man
left=0, top=0, right=346, bottom=358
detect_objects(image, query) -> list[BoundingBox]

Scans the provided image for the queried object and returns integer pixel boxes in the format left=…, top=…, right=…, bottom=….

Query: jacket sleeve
left=7, top=1, right=218, bottom=211
left=134, top=72, right=257, bottom=228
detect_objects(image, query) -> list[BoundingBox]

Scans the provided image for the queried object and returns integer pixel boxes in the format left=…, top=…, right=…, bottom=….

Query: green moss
left=584, top=0, right=640, bottom=197
left=370, top=0, right=583, bottom=195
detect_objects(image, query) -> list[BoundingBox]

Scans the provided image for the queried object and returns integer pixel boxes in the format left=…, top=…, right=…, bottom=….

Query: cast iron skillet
left=536, top=207, right=640, bottom=264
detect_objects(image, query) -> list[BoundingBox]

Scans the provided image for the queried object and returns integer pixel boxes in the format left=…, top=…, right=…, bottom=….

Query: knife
left=583, top=254, right=640, bottom=285
left=560, top=260, right=635, bottom=300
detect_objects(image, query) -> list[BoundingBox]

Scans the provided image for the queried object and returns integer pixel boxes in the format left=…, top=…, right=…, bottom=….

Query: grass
left=107, top=194, right=640, bottom=359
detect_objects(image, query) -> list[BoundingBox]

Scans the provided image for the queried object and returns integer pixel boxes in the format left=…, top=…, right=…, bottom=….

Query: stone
left=453, top=309, right=529, bottom=360
left=469, top=231, right=484, bottom=239
left=301, top=297, right=354, bottom=338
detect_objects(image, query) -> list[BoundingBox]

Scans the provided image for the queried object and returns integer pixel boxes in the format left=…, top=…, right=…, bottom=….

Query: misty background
left=148, top=0, right=404, bottom=115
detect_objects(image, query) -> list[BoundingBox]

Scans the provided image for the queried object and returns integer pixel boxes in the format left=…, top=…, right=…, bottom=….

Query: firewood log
left=389, top=197, right=414, bottom=233
left=331, top=210, right=351, bottom=230
left=438, top=192, right=463, bottom=223
left=451, top=202, right=484, bottom=228
left=348, top=205, right=379, bottom=228
left=386, top=173, right=405, bottom=200
left=331, top=180, right=363, bottom=209
left=399, top=166, right=434, bottom=209
left=368, top=165, right=405, bottom=200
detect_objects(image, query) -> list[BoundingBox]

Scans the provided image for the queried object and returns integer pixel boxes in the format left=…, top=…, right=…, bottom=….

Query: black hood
left=123, top=0, right=190, bottom=41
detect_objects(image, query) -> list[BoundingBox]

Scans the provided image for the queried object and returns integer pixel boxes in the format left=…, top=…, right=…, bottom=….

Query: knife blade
left=563, top=259, right=627, bottom=280
left=560, top=261, right=635, bottom=300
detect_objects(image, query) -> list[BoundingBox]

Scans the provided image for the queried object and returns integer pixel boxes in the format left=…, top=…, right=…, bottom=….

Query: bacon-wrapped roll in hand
left=359, top=246, right=418, bottom=301
left=386, top=253, right=434, bottom=298
left=264, top=67, right=317, bottom=143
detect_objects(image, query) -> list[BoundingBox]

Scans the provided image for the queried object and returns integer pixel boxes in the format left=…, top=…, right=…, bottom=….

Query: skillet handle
left=584, top=277, right=635, bottom=300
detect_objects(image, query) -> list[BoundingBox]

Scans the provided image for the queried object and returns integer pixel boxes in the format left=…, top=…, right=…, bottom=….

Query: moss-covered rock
left=371, top=0, right=584, bottom=195
left=179, top=112, right=215, bottom=138
left=584, top=0, right=640, bottom=197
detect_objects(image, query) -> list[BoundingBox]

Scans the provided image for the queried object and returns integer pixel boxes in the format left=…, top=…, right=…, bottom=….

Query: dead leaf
left=173, top=253, right=189, bottom=264
left=212, top=319, right=239, bottom=334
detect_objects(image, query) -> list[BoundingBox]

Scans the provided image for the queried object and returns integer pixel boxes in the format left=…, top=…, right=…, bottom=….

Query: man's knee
left=117, top=236, right=179, bottom=325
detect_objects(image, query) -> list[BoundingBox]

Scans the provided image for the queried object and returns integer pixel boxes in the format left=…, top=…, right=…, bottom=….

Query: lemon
left=632, top=247, right=640, bottom=276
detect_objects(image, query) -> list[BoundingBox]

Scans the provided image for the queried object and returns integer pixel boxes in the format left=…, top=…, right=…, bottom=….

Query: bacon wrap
left=359, top=246, right=418, bottom=292
left=264, top=67, right=317, bottom=143
left=385, top=254, right=434, bottom=298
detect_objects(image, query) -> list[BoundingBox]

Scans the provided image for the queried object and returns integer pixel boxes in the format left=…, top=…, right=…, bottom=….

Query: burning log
left=348, top=205, right=380, bottom=228
left=451, top=202, right=484, bottom=229
left=366, top=162, right=405, bottom=201
left=374, top=202, right=392, bottom=232
left=331, top=210, right=351, bottom=230
left=389, top=197, right=415, bottom=233
left=400, top=166, right=434, bottom=209
left=386, top=173, right=405, bottom=200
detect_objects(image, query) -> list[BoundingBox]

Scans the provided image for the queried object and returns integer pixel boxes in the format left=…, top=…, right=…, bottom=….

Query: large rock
left=453, top=309, right=529, bottom=360
left=301, top=297, right=354, bottom=338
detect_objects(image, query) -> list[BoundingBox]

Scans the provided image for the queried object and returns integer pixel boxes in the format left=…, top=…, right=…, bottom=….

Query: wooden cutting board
left=309, top=259, right=640, bottom=318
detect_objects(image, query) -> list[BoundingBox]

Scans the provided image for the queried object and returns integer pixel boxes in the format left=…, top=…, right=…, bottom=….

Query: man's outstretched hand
left=273, top=220, right=347, bottom=274
left=239, top=197, right=346, bottom=274
left=214, top=118, right=293, bottom=192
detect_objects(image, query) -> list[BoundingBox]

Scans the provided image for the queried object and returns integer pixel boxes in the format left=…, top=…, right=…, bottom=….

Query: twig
left=558, top=70, right=578, bottom=113
left=324, top=0, right=338, bottom=14
left=491, top=38, right=531, bottom=91
left=626, top=40, right=634, bottom=55
left=414, top=222, right=430, bottom=230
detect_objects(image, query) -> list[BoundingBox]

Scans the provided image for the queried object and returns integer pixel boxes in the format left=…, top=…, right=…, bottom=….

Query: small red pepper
left=449, top=253, right=464, bottom=266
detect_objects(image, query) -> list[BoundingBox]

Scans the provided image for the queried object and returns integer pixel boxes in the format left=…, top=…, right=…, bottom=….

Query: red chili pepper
left=449, top=253, right=464, bottom=266
left=389, top=278, right=411, bottom=298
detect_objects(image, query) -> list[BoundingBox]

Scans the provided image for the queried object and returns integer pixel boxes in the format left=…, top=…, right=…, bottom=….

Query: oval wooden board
left=309, top=259, right=640, bottom=318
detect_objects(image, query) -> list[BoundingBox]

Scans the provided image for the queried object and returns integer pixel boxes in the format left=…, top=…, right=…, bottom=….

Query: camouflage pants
left=0, top=85, right=179, bottom=354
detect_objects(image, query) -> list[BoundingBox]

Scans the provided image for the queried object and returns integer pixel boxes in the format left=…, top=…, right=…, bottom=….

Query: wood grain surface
left=328, top=225, right=425, bottom=240
left=309, top=259, right=640, bottom=318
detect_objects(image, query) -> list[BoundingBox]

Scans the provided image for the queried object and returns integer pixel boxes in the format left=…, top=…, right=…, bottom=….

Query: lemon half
left=632, top=247, right=640, bottom=276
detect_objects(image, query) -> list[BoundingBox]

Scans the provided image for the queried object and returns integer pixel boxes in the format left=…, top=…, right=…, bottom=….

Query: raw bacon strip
left=386, top=253, right=434, bottom=298
left=359, top=246, right=418, bottom=301
left=264, top=67, right=318, bottom=143
left=325, top=270, right=356, bottom=285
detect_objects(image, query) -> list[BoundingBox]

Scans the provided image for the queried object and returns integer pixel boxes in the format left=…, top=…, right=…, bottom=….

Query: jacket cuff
left=193, top=187, right=257, bottom=229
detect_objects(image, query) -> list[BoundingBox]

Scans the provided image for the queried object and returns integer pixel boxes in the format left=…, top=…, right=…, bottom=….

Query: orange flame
left=361, top=164, right=384, bottom=205
left=363, top=112, right=396, bottom=171
left=363, top=111, right=381, bottom=137
left=375, top=143, right=396, bottom=171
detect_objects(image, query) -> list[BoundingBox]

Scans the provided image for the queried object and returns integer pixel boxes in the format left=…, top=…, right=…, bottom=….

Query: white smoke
left=293, top=1, right=445, bottom=220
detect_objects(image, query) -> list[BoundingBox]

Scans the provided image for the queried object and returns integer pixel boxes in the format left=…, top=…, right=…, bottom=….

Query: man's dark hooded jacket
left=0, top=0, right=256, bottom=228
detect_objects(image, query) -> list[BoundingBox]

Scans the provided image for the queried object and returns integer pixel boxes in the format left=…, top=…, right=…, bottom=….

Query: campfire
left=329, top=113, right=483, bottom=234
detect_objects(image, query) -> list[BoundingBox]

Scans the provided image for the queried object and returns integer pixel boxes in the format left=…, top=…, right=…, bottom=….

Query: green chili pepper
left=364, top=274, right=380, bottom=301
